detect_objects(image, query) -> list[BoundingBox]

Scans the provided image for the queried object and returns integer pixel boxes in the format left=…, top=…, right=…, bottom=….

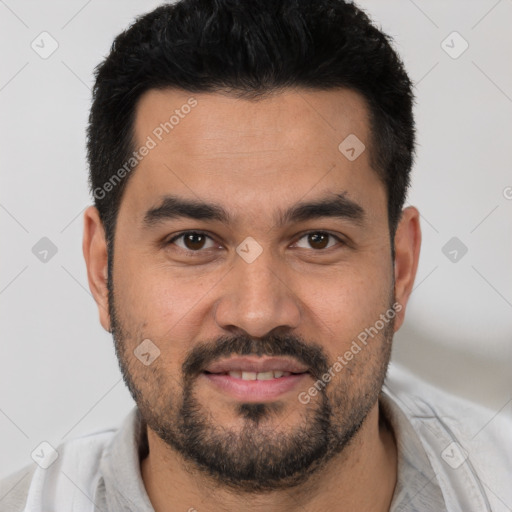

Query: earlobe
left=392, top=206, right=421, bottom=331
left=82, top=205, right=111, bottom=332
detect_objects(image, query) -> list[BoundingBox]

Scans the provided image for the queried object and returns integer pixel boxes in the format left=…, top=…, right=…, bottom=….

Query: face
left=85, top=87, right=418, bottom=492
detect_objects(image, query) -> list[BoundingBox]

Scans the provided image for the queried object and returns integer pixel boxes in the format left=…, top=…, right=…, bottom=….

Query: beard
left=108, top=274, right=395, bottom=493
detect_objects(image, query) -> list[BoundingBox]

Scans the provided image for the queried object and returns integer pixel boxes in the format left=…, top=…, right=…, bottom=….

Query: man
left=1, top=0, right=510, bottom=511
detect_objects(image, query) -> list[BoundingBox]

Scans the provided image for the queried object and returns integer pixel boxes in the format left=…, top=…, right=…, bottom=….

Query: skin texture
left=83, top=87, right=421, bottom=512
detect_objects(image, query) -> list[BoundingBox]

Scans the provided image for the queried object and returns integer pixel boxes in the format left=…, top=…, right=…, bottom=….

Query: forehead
left=121, top=87, right=385, bottom=228
left=134, top=86, right=370, bottom=154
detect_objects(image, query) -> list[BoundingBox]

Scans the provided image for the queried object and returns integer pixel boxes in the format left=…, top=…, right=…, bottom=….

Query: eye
left=168, top=231, right=217, bottom=252
left=294, top=231, right=343, bottom=250
left=166, top=230, right=345, bottom=254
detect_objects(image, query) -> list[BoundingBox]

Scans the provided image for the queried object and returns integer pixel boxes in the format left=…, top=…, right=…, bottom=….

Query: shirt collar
left=380, top=386, right=447, bottom=511
left=96, top=406, right=154, bottom=512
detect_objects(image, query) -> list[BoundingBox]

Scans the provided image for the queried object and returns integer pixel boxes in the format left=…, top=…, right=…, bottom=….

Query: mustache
left=182, top=333, right=330, bottom=381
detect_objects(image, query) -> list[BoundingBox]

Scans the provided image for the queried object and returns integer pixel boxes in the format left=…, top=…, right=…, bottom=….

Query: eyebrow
left=143, top=192, right=365, bottom=228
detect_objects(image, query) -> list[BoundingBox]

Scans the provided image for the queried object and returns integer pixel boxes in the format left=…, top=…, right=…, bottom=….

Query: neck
left=140, top=400, right=397, bottom=512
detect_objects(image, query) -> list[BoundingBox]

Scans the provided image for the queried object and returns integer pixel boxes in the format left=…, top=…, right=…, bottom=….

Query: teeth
left=227, top=370, right=292, bottom=380
left=256, top=371, right=274, bottom=381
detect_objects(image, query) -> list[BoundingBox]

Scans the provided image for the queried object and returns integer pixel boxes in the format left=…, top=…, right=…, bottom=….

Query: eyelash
left=166, top=230, right=345, bottom=253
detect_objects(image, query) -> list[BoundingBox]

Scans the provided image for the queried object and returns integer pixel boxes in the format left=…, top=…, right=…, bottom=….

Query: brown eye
left=295, top=232, right=341, bottom=250
left=308, top=233, right=329, bottom=249
left=169, top=231, right=215, bottom=252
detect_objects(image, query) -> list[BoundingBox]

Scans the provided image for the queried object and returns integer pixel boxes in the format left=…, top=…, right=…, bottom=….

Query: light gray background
left=1, top=0, right=511, bottom=480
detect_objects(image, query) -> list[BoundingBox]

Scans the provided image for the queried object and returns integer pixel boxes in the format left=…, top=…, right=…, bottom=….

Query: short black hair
left=87, top=0, right=415, bottom=250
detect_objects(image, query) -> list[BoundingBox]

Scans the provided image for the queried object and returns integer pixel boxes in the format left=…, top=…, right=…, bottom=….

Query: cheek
left=111, top=251, right=218, bottom=358
left=113, top=250, right=175, bottom=319
left=303, top=262, right=392, bottom=353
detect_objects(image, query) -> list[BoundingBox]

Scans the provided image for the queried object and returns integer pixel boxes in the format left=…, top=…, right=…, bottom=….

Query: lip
left=201, top=356, right=310, bottom=402
left=203, top=356, right=309, bottom=374
left=202, top=372, right=309, bottom=401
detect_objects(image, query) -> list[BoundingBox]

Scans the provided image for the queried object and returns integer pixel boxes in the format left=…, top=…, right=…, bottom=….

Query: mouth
left=201, top=356, right=310, bottom=401
left=204, top=369, right=300, bottom=380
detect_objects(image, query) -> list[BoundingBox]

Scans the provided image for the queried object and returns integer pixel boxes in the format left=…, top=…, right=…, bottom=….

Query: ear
left=392, top=206, right=421, bottom=331
left=82, top=205, right=111, bottom=332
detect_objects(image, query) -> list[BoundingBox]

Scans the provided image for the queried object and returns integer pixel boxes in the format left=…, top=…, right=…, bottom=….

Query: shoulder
left=384, top=362, right=512, bottom=510
left=384, top=362, right=512, bottom=449
left=0, top=464, right=36, bottom=512
left=0, top=425, right=117, bottom=512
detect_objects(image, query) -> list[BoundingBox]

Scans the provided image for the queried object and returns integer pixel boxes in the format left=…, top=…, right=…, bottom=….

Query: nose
left=213, top=247, right=301, bottom=339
